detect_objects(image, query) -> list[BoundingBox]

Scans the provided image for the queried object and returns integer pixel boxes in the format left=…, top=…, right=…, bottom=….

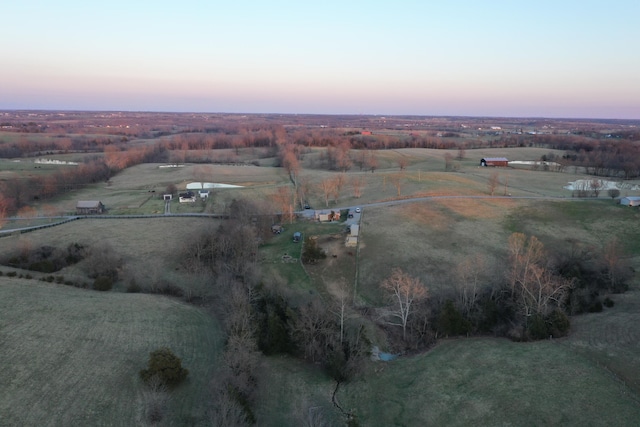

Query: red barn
left=480, top=157, right=508, bottom=167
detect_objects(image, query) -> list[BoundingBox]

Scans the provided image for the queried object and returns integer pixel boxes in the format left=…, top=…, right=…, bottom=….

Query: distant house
left=620, top=196, right=640, bottom=207
left=76, top=201, right=105, bottom=215
left=480, top=157, right=509, bottom=167
left=198, top=190, right=210, bottom=199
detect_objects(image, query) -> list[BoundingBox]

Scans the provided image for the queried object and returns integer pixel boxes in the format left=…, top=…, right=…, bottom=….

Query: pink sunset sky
left=2, top=1, right=639, bottom=119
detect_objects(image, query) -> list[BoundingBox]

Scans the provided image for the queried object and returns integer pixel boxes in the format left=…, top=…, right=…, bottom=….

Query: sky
left=2, top=1, right=639, bottom=119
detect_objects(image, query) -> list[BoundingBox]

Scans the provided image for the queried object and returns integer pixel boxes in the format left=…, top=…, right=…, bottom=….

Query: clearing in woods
left=0, top=279, right=222, bottom=426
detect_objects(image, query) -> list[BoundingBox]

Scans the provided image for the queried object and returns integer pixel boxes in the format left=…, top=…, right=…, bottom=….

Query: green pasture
left=0, top=217, right=218, bottom=292
left=253, top=356, right=341, bottom=425
left=0, top=279, right=222, bottom=426
left=337, top=337, right=640, bottom=426
left=259, top=219, right=345, bottom=292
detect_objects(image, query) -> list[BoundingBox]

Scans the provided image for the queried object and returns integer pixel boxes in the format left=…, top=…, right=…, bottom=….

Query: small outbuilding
left=293, top=232, right=302, bottom=243
left=480, top=157, right=509, bottom=167
left=76, top=201, right=105, bottom=215
left=620, top=196, right=640, bottom=207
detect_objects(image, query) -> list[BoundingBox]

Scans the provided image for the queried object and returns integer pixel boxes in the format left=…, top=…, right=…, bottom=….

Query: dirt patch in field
left=397, top=204, right=453, bottom=230
left=303, top=233, right=357, bottom=298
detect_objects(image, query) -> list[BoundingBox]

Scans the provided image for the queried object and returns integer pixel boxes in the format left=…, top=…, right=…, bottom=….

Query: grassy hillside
left=336, top=336, right=640, bottom=426
left=357, top=198, right=640, bottom=304
left=0, top=279, right=222, bottom=426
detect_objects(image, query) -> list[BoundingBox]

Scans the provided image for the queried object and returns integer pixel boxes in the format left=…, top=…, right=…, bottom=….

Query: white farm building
left=620, top=196, right=640, bottom=207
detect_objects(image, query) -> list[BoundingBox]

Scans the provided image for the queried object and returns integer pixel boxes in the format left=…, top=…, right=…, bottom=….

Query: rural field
left=0, top=279, right=222, bottom=426
left=2, top=114, right=640, bottom=426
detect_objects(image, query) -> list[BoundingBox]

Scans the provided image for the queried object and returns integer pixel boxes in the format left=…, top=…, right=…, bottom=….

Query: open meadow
left=0, top=279, right=222, bottom=426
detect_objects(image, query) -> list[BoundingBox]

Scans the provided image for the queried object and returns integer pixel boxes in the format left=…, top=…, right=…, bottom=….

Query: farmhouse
left=480, top=157, right=509, bottom=167
left=76, top=201, right=105, bottom=215
left=315, top=210, right=341, bottom=222
left=620, top=196, right=640, bottom=207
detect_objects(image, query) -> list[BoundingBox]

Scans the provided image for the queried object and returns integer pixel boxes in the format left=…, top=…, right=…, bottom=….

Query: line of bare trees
left=376, top=231, right=631, bottom=348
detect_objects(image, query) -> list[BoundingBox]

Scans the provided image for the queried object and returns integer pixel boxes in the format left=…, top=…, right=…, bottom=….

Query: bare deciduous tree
left=507, top=233, right=573, bottom=318
left=381, top=268, right=428, bottom=339
left=397, top=156, right=408, bottom=171
left=318, top=178, right=336, bottom=207
left=389, top=173, right=405, bottom=197
left=351, top=176, right=365, bottom=199
left=365, top=152, right=378, bottom=173
left=455, top=253, right=487, bottom=316
left=487, top=171, right=500, bottom=196
left=444, top=153, right=454, bottom=171
left=601, top=237, right=630, bottom=292
left=607, top=188, right=620, bottom=199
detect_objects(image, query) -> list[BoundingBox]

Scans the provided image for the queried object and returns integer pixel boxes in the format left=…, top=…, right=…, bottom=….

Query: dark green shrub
left=0, top=271, right=4, bottom=276
left=603, top=297, right=615, bottom=308
left=140, top=347, right=189, bottom=388
left=93, top=276, right=113, bottom=291
left=548, top=309, right=570, bottom=338
left=64, top=280, right=74, bottom=287
left=55, top=276, right=64, bottom=284
left=45, top=275, right=55, bottom=283
left=27, top=260, right=56, bottom=273
left=588, top=301, right=603, bottom=313
left=301, top=237, right=327, bottom=264
left=7, top=272, right=17, bottom=277
left=25, top=274, right=33, bottom=279
left=126, top=279, right=141, bottom=293
left=527, top=315, right=549, bottom=340
left=437, top=300, right=471, bottom=336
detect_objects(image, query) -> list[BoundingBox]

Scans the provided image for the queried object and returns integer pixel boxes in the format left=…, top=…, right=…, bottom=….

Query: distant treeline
left=2, top=123, right=640, bottom=216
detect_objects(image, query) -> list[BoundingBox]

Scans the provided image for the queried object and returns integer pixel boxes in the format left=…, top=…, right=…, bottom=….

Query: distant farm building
left=178, top=191, right=196, bottom=203
left=620, top=196, right=640, bottom=207
left=163, top=194, right=172, bottom=201
left=480, top=157, right=509, bottom=167
left=198, top=190, right=210, bottom=199
left=76, top=201, right=105, bottom=215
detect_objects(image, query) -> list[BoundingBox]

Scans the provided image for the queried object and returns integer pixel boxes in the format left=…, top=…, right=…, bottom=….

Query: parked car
left=355, top=207, right=361, bottom=213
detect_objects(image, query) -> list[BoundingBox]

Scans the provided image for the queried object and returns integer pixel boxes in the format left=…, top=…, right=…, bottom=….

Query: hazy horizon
left=3, top=1, right=639, bottom=120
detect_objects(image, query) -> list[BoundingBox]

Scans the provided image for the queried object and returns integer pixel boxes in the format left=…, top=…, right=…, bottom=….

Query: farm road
left=1, top=194, right=577, bottom=237
left=302, top=194, right=572, bottom=218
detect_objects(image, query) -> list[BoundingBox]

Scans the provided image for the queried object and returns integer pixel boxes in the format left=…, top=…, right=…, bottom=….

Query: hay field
left=0, top=279, right=222, bottom=426
left=337, top=337, right=640, bottom=426
left=357, top=199, right=640, bottom=304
